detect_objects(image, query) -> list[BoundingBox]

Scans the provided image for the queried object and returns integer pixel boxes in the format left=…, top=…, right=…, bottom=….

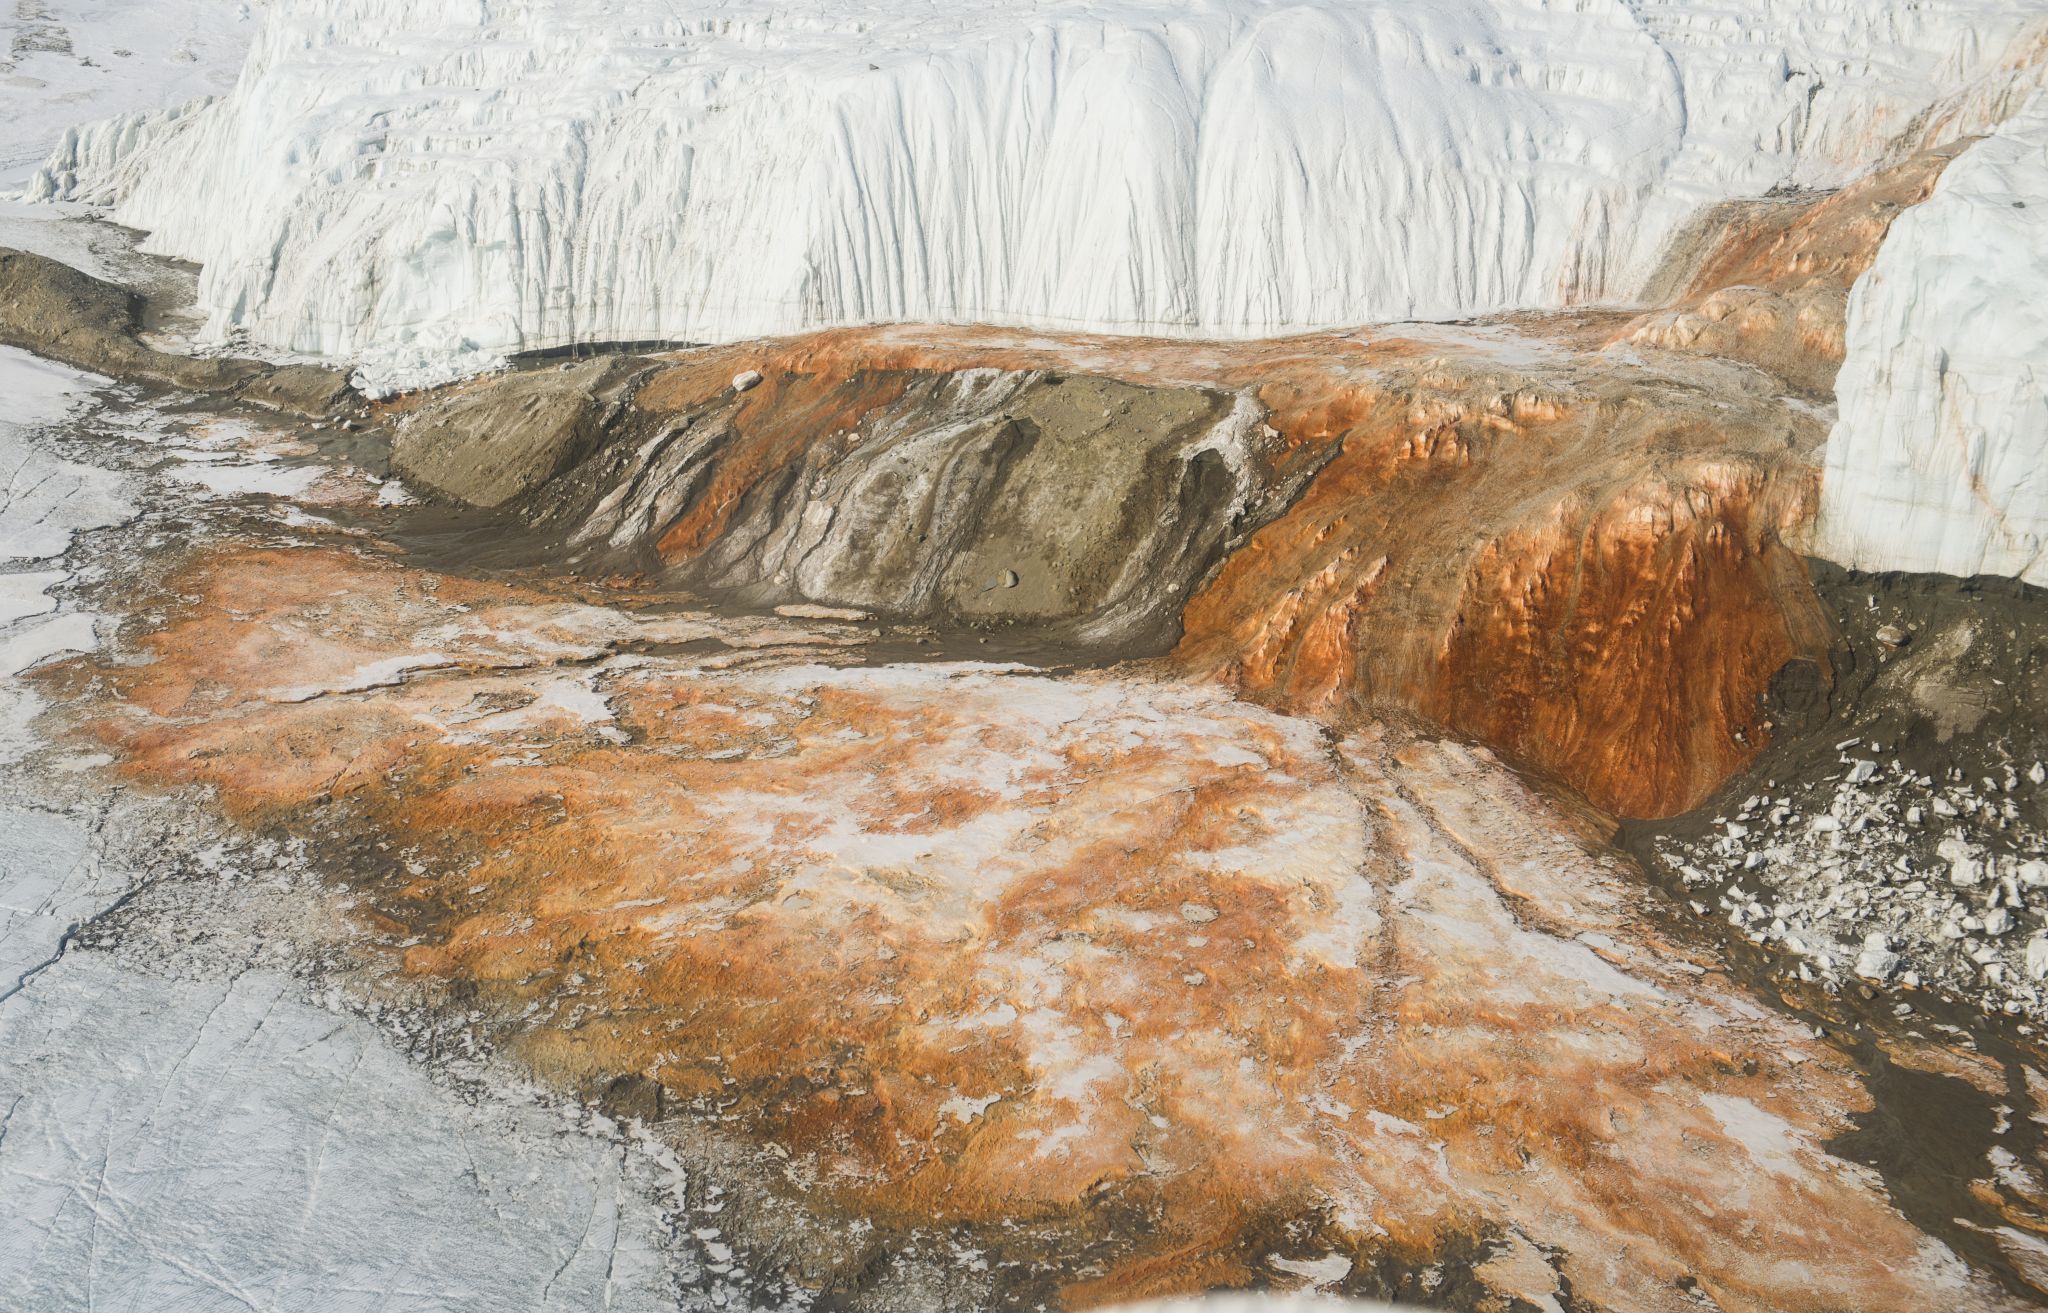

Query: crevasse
left=26, top=0, right=2047, bottom=391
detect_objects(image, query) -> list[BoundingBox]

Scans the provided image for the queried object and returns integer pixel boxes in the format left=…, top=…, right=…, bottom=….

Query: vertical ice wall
left=25, top=0, right=2048, bottom=389
left=1816, top=94, right=2048, bottom=585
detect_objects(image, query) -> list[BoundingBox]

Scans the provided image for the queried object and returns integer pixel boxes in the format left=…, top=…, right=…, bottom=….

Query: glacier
left=1815, top=92, right=2048, bottom=585
left=25, top=0, right=2048, bottom=387
left=0, top=0, right=256, bottom=188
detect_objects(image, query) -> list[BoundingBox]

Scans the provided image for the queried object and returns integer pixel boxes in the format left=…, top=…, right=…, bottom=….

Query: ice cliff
left=27, top=0, right=2048, bottom=387
left=1817, top=93, right=2048, bottom=585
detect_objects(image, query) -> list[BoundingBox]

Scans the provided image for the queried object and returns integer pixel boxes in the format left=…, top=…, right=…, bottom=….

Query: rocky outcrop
left=433, top=325, right=1830, bottom=819
left=0, top=247, right=257, bottom=392
left=388, top=358, right=643, bottom=508
left=520, top=339, right=1286, bottom=651
left=0, top=248, right=352, bottom=413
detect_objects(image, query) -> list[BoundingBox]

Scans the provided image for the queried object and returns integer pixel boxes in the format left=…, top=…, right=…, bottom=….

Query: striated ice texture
left=26, top=0, right=2048, bottom=387
left=1817, top=93, right=2048, bottom=585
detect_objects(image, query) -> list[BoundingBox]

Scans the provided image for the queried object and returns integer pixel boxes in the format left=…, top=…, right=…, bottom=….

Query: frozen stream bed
left=5, top=3, right=2048, bottom=1308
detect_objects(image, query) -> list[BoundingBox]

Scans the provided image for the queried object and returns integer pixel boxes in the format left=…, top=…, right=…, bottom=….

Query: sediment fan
left=4, top=0, right=2048, bottom=1309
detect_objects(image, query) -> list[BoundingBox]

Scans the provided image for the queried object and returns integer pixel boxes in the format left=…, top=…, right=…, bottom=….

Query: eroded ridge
left=398, top=321, right=1831, bottom=819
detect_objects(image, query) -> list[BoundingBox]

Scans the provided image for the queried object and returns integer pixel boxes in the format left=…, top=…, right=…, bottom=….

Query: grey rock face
left=390, top=359, right=639, bottom=509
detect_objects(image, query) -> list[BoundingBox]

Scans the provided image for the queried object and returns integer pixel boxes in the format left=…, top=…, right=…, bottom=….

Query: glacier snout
left=1817, top=94, right=2048, bottom=586
left=27, top=0, right=2048, bottom=388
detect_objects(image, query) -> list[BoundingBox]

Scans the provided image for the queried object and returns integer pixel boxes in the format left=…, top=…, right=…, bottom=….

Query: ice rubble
left=1658, top=749, right=2048, bottom=1022
left=27, top=0, right=2048, bottom=389
left=1816, top=93, right=2048, bottom=586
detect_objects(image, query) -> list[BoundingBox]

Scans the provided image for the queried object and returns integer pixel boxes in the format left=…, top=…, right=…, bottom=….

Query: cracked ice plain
left=0, top=347, right=130, bottom=765
left=31, top=0, right=2048, bottom=391
left=0, top=960, right=679, bottom=1313
left=0, top=347, right=128, bottom=566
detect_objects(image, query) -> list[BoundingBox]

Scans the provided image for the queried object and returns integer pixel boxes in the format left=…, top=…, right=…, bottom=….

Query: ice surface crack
left=0, top=878, right=148, bottom=1007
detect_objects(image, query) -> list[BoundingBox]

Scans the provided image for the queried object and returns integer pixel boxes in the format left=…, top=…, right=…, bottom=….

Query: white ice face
left=26, top=0, right=2046, bottom=391
left=1818, top=91, right=2048, bottom=585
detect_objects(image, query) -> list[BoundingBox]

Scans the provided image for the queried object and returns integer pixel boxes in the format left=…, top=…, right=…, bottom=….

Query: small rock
left=1985, top=908, right=2014, bottom=937
left=2027, top=935, right=2048, bottom=981
left=2020, top=860, right=2048, bottom=890
left=731, top=369, right=764, bottom=393
left=1875, top=624, right=1910, bottom=647
left=1854, top=933, right=1898, bottom=982
left=1939, top=836, right=1983, bottom=887
left=1845, top=759, right=1878, bottom=785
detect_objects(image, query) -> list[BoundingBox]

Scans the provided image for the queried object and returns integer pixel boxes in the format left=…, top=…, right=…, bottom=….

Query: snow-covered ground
left=1817, top=92, right=2048, bottom=585
left=25, top=0, right=2048, bottom=390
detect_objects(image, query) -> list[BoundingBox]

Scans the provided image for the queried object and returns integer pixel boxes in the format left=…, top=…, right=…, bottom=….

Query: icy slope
left=0, top=0, right=257, bottom=188
left=28, top=0, right=2048, bottom=384
left=1816, top=93, right=2048, bottom=584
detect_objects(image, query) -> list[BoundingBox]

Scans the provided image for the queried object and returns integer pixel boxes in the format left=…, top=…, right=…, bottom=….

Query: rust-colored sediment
left=609, top=319, right=1829, bottom=819
left=61, top=542, right=2023, bottom=1311
left=1617, top=145, right=1965, bottom=394
left=1175, top=380, right=1830, bottom=818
